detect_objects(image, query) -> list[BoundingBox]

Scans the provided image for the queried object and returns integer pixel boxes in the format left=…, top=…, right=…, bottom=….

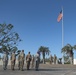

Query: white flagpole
left=62, top=7, right=64, bottom=48
left=62, top=7, right=64, bottom=64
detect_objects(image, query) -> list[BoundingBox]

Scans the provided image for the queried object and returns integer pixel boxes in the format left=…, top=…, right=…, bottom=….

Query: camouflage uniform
left=53, top=54, right=57, bottom=64
left=18, top=54, right=20, bottom=70
left=10, top=52, right=16, bottom=70
left=26, top=52, right=31, bottom=70
left=31, top=55, right=34, bottom=69
left=2, top=52, right=8, bottom=70
left=35, top=52, right=40, bottom=71
left=19, top=50, right=25, bottom=71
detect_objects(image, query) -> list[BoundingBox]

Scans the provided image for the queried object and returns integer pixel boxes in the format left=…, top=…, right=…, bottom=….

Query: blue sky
left=0, top=0, right=76, bottom=58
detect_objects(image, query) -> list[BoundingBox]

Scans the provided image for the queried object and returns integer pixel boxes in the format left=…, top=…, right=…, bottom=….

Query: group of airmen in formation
left=2, top=50, right=40, bottom=71
left=50, top=54, right=58, bottom=64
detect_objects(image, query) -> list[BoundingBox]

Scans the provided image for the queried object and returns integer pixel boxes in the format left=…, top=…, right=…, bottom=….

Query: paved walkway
left=0, top=64, right=76, bottom=75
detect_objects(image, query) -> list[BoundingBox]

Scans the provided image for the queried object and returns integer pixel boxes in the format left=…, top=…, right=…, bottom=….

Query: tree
left=0, top=23, right=21, bottom=54
left=61, top=44, right=73, bottom=64
left=38, top=46, right=50, bottom=64
left=73, top=45, right=76, bottom=50
left=64, top=55, right=70, bottom=64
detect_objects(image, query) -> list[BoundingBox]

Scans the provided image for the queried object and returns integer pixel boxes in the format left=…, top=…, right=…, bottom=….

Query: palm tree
left=61, top=44, right=73, bottom=64
left=38, top=46, right=50, bottom=64
left=73, top=45, right=76, bottom=50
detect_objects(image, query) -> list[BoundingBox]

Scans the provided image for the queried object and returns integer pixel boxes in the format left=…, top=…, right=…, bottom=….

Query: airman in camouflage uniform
left=19, top=50, right=25, bottom=71
left=31, top=55, right=34, bottom=69
left=18, top=53, right=20, bottom=70
left=10, top=51, right=16, bottom=70
left=53, top=54, right=57, bottom=64
left=35, top=52, right=40, bottom=71
left=2, top=52, right=8, bottom=70
left=26, top=52, right=31, bottom=70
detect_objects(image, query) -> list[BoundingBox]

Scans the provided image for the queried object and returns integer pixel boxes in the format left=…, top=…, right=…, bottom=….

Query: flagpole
left=62, top=7, right=64, bottom=64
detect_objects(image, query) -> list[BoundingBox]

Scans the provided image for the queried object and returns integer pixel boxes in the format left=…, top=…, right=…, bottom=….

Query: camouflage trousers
left=54, top=60, right=56, bottom=64
left=26, top=61, right=30, bottom=70
left=35, top=60, right=39, bottom=71
left=18, top=61, right=20, bottom=70
left=20, top=60, right=24, bottom=71
left=3, top=61, right=8, bottom=70
left=31, top=61, right=34, bottom=69
left=11, top=60, right=15, bottom=70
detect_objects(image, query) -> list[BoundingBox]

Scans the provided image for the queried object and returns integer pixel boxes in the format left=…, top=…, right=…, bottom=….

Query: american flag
left=57, top=10, right=63, bottom=22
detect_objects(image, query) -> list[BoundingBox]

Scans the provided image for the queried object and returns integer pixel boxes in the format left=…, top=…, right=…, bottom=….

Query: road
left=0, top=64, right=76, bottom=75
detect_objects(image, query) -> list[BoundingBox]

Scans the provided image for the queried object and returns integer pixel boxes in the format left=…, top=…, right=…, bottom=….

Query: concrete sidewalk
left=0, top=64, right=76, bottom=75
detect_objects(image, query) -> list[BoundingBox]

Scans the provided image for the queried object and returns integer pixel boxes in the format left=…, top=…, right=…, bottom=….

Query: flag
left=57, top=10, right=63, bottom=22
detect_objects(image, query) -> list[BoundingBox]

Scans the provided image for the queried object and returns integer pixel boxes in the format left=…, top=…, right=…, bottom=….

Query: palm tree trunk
left=70, top=50, right=73, bottom=64
left=42, top=52, right=45, bottom=64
